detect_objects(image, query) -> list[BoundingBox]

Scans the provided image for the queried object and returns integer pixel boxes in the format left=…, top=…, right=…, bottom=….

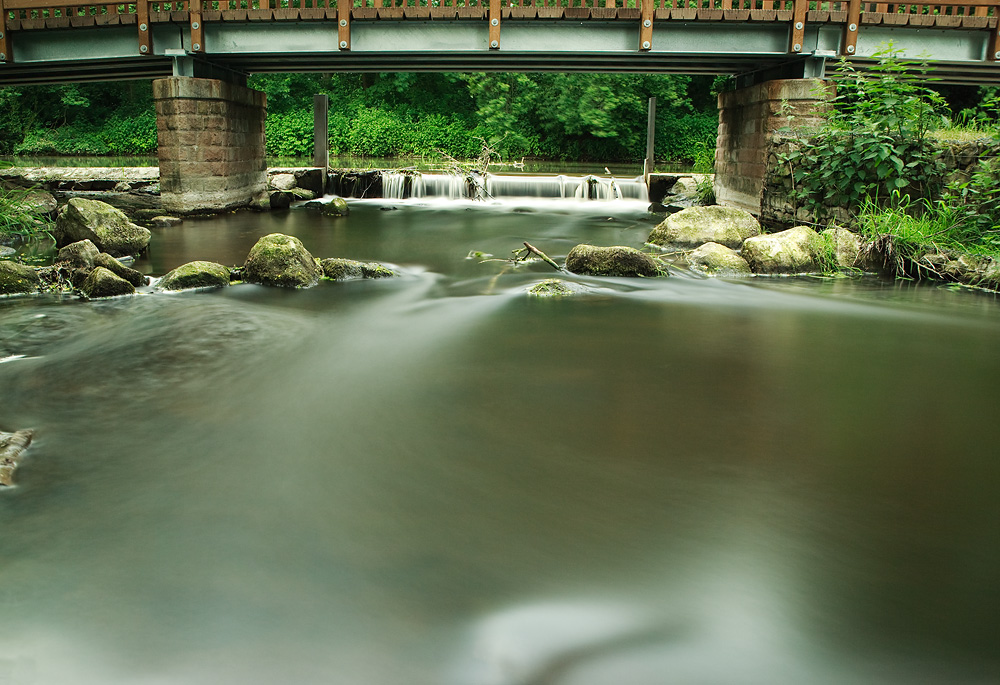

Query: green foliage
left=101, top=112, right=158, bottom=154
left=856, top=193, right=964, bottom=253
left=942, top=155, right=1000, bottom=248
left=0, top=184, right=52, bottom=242
left=265, top=109, right=315, bottom=157
left=781, top=44, right=948, bottom=221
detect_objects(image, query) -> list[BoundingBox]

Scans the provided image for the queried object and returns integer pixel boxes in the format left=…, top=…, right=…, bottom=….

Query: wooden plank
left=337, top=0, right=349, bottom=48
left=0, top=0, right=9, bottom=62
left=69, top=12, right=95, bottom=24
left=789, top=0, right=806, bottom=52
left=272, top=6, right=299, bottom=17
left=841, top=0, right=859, bottom=54
left=536, top=5, right=563, bottom=16
left=488, top=0, right=500, bottom=47
left=137, top=0, right=151, bottom=54
left=639, top=0, right=652, bottom=49
left=511, top=5, right=536, bottom=15
left=189, top=0, right=202, bottom=51
left=298, top=5, right=324, bottom=16
left=220, top=8, right=248, bottom=18
left=990, top=19, right=999, bottom=60
left=429, top=5, right=457, bottom=16
left=351, top=6, right=376, bottom=17
left=403, top=4, right=431, bottom=16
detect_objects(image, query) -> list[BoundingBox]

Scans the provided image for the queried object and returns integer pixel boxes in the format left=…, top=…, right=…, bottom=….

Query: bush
left=15, top=125, right=110, bottom=155
left=265, top=109, right=314, bottom=157
left=100, top=111, right=158, bottom=154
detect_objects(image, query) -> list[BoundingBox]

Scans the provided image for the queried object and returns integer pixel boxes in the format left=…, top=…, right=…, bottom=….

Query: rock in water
left=55, top=239, right=100, bottom=269
left=54, top=198, right=151, bottom=257
left=270, top=173, right=297, bottom=191
left=648, top=205, right=760, bottom=249
left=243, top=233, right=322, bottom=288
left=821, top=227, right=861, bottom=269
left=148, top=216, right=183, bottom=228
left=0, top=429, right=34, bottom=486
left=158, top=261, right=232, bottom=290
left=94, top=252, right=148, bottom=287
left=565, top=245, right=661, bottom=278
left=80, top=266, right=136, bottom=298
left=527, top=279, right=576, bottom=296
left=687, top=242, right=752, bottom=276
left=741, top=226, right=824, bottom=274
left=320, top=258, right=395, bottom=280
left=0, top=260, right=41, bottom=295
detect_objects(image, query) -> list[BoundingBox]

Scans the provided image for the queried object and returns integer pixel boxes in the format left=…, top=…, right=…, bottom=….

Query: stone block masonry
left=153, top=77, right=267, bottom=213
left=714, top=79, right=832, bottom=218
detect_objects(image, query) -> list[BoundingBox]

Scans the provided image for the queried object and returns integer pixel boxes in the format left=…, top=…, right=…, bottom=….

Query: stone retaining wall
left=153, top=77, right=267, bottom=214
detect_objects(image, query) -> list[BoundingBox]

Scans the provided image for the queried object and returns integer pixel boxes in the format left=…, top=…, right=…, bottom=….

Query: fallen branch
left=522, top=242, right=562, bottom=272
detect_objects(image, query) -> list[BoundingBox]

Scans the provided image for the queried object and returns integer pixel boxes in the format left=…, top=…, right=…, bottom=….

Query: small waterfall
left=373, top=170, right=648, bottom=202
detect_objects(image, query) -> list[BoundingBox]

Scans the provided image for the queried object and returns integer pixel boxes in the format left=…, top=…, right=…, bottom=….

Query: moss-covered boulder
left=565, top=244, right=661, bottom=277
left=687, top=242, right=752, bottom=276
left=157, top=261, right=231, bottom=291
left=820, top=227, right=861, bottom=269
left=527, top=278, right=577, bottom=297
left=94, top=253, right=148, bottom=287
left=0, top=260, right=41, bottom=295
left=742, top=226, right=824, bottom=274
left=54, top=198, right=151, bottom=257
left=320, top=258, right=394, bottom=280
left=304, top=198, right=349, bottom=217
left=648, top=205, right=760, bottom=249
left=80, top=266, right=135, bottom=298
left=55, top=239, right=100, bottom=269
left=243, top=233, right=322, bottom=288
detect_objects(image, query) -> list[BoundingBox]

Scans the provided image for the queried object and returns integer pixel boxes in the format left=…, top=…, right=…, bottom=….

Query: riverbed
left=1, top=198, right=998, bottom=684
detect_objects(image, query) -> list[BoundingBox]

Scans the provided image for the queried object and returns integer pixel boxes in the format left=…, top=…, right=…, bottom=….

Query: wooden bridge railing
left=1, top=0, right=997, bottom=64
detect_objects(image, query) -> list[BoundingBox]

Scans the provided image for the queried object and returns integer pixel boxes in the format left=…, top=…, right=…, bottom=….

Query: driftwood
left=522, top=242, right=562, bottom=272
left=0, top=430, right=35, bottom=486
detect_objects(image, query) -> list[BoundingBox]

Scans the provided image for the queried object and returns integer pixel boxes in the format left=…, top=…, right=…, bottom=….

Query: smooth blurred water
left=1, top=199, right=998, bottom=685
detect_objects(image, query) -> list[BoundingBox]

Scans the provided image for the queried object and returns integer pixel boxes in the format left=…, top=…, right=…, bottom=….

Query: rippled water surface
left=1, top=199, right=998, bottom=685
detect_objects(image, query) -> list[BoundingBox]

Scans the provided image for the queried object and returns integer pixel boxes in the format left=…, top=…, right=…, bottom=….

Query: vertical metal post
left=314, top=94, right=330, bottom=193
left=644, top=96, right=656, bottom=185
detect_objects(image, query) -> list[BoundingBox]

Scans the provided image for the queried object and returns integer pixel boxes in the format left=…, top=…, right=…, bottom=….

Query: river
left=1, top=197, right=998, bottom=685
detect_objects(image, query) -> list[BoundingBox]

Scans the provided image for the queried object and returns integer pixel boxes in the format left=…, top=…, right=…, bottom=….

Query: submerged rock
left=80, top=266, right=136, bottom=298
left=54, top=198, right=151, bottom=257
left=687, top=242, right=752, bottom=276
left=0, top=260, right=41, bottom=295
left=742, top=226, right=823, bottom=274
left=0, top=429, right=34, bottom=486
left=304, top=197, right=349, bottom=217
left=320, top=258, right=394, bottom=280
left=243, top=233, right=322, bottom=288
left=565, top=244, right=661, bottom=278
left=55, top=239, right=100, bottom=269
left=648, top=205, right=760, bottom=250
left=148, top=215, right=183, bottom=228
left=527, top=279, right=577, bottom=297
left=158, top=261, right=231, bottom=291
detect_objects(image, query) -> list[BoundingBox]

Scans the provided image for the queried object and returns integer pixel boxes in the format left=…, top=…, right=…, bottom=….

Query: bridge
left=1, top=0, right=998, bottom=212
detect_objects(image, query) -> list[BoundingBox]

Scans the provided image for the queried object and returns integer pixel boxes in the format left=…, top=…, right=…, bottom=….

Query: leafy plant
left=780, top=44, right=948, bottom=222
left=0, top=184, right=52, bottom=243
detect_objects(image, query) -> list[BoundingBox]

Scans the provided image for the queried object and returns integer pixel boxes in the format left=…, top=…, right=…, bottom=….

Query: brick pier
left=153, top=77, right=267, bottom=213
left=714, top=79, right=832, bottom=218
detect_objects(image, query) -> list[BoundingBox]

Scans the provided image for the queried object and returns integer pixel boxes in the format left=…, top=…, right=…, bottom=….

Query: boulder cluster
left=648, top=205, right=860, bottom=276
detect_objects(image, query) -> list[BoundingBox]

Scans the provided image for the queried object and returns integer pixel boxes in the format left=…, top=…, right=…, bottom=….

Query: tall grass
left=0, top=183, right=52, bottom=244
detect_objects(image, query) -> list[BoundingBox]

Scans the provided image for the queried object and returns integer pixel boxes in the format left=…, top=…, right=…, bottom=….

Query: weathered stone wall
left=153, top=77, right=267, bottom=213
left=714, top=78, right=831, bottom=216
left=762, top=138, right=1000, bottom=229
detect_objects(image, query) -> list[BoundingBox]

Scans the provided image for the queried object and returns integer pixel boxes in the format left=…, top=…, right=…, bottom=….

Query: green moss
left=648, top=205, right=761, bottom=249
left=0, top=260, right=41, bottom=295
left=158, top=261, right=231, bottom=291
left=80, top=266, right=135, bottom=298
left=243, top=233, right=321, bottom=288
left=94, top=252, right=148, bottom=287
left=527, top=278, right=575, bottom=296
left=565, top=244, right=662, bottom=278
left=321, top=257, right=394, bottom=280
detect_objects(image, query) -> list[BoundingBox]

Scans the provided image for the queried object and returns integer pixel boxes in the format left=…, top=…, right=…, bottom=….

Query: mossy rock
left=648, top=205, right=760, bottom=250
left=55, top=239, right=99, bottom=269
left=0, top=260, right=41, bottom=295
left=687, top=242, right=752, bottom=276
left=305, top=198, right=349, bottom=217
left=94, top=252, right=148, bottom=287
left=742, top=226, right=823, bottom=274
left=565, top=244, right=661, bottom=278
left=157, top=261, right=231, bottom=291
left=54, top=198, right=151, bottom=257
left=820, top=227, right=861, bottom=269
left=527, top=279, right=577, bottom=297
left=320, top=257, right=395, bottom=280
left=80, top=266, right=135, bottom=298
left=243, top=233, right=322, bottom=288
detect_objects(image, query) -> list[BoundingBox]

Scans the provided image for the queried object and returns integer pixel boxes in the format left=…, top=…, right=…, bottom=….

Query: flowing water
left=1, top=197, right=998, bottom=685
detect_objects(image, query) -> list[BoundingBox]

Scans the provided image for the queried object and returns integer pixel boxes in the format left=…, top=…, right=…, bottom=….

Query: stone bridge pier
left=714, top=78, right=833, bottom=220
left=153, top=77, right=268, bottom=214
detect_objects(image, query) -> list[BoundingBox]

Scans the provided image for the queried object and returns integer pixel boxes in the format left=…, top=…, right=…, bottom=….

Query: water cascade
left=350, top=170, right=647, bottom=202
